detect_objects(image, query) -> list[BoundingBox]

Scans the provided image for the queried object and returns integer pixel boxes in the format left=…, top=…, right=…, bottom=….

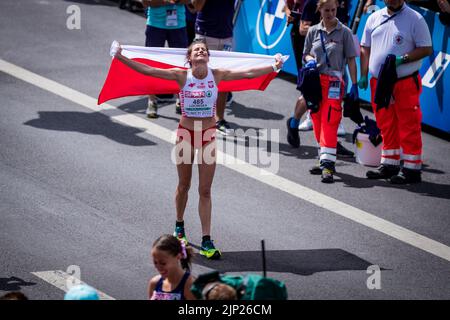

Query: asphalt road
left=0, top=0, right=449, bottom=300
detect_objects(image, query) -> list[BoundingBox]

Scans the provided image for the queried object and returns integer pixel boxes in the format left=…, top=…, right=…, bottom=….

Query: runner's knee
left=198, top=186, right=211, bottom=199
left=177, top=183, right=191, bottom=194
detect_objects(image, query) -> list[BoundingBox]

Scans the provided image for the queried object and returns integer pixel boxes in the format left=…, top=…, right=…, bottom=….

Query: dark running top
left=150, top=271, right=190, bottom=300
left=301, top=0, right=321, bottom=25
left=195, top=0, right=235, bottom=39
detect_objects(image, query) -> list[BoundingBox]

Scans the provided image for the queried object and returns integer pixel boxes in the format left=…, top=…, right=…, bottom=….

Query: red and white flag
left=98, top=45, right=288, bottom=105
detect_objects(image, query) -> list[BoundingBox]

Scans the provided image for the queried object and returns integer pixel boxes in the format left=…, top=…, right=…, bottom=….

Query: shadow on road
left=422, top=164, right=446, bottom=175
left=215, top=121, right=263, bottom=133
left=117, top=97, right=148, bottom=114
left=63, top=0, right=148, bottom=18
left=117, top=97, right=179, bottom=118
left=279, top=142, right=358, bottom=164
left=228, top=102, right=284, bottom=121
left=63, top=0, right=117, bottom=6
left=192, top=248, right=379, bottom=276
left=24, top=111, right=156, bottom=147
left=335, top=172, right=450, bottom=199
left=278, top=142, right=319, bottom=160
left=0, top=277, right=36, bottom=291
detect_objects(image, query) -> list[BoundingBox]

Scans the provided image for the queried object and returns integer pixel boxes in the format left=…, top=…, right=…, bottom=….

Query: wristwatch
left=402, top=54, right=410, bottom=64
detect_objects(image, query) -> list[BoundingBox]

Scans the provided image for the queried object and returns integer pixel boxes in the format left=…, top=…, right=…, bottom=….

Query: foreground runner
left=149, top=234, right=196, bottom=300
left=113, top=39, right=283, bottom=259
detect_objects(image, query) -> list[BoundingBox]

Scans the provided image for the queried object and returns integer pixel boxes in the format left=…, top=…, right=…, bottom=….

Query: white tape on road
left=2, top=58, right=450, bottom=263
left=221, top=154, right=450, bottom=262
left=31, top=270, right=115, bottom=300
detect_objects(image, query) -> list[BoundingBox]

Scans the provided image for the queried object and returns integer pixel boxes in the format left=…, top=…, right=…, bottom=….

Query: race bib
left=166, top=9, right=178, bottom=27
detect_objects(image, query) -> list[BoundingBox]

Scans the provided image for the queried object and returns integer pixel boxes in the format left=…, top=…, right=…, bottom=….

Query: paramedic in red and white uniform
left=359, top=0, right=432, bottom=184
left=303, top=0, right=359, bottom=183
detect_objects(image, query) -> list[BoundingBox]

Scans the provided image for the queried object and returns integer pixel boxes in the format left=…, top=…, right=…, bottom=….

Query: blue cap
left=64, top=285, right=100, bottom=300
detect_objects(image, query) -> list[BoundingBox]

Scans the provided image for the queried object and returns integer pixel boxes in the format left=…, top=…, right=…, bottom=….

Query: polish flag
left=98, top=45, right=288, bottom=105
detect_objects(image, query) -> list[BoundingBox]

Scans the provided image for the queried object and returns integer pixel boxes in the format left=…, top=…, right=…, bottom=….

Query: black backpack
left=296, top=66, right=322, bottom=113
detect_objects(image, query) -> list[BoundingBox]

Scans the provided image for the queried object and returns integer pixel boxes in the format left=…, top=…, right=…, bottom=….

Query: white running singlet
left=179, top=68, right=218, bottom=118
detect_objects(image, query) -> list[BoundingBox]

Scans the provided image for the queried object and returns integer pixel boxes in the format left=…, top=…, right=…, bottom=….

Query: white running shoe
left=298, top=113, right=313, bottom=131
left=337, top=122, right=346, bottom=136
left=146, top=100, right=158, bottom=118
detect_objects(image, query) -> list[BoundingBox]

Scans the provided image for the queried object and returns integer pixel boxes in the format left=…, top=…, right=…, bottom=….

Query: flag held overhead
left=98, top=44, right=288, bottom=105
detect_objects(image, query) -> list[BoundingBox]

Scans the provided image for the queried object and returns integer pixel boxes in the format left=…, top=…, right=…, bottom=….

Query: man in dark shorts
left=142, top=0, right=189, bottom=118
left=192, top=0, right=236, bottom=135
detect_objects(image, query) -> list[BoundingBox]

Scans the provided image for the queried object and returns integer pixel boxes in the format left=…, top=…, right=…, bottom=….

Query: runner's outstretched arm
left=215, top=56, right=283, bottom=82
left=114, top=45, right=185, bottom=84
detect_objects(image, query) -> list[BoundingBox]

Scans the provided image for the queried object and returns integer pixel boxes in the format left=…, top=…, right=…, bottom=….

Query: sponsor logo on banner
left=422, top=51, right=450, bottom=89
left=256, top=0, right=288, bottom=49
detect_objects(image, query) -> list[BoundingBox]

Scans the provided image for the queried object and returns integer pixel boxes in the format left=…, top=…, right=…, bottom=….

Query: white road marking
left=1, top=58, right=450, bottom=263
left=31, top=270, right=115, bottom=300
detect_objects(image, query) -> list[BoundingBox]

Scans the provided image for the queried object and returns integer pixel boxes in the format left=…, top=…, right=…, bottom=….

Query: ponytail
left=180, top=240, right=194, bottom=271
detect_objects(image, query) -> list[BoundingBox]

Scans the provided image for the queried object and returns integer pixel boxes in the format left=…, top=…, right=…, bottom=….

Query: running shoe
left=286, top=117, right=300, bottom=148
left=146, top=100, right=158, bottom=119
left=173, top=226, right=188, bottom=245
left=321, top=168, right=334, bottom=183
left=216, top=119, right=234, bottom=136
left=298, top=113, right=313, bottom=131
left=200, top=239, right=222, bottom=260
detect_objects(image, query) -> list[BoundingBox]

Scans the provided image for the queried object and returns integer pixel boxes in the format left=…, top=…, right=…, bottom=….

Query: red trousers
left=370, top=75, right=423, bottom=170
left=311, top=74, right=344, bottom=164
